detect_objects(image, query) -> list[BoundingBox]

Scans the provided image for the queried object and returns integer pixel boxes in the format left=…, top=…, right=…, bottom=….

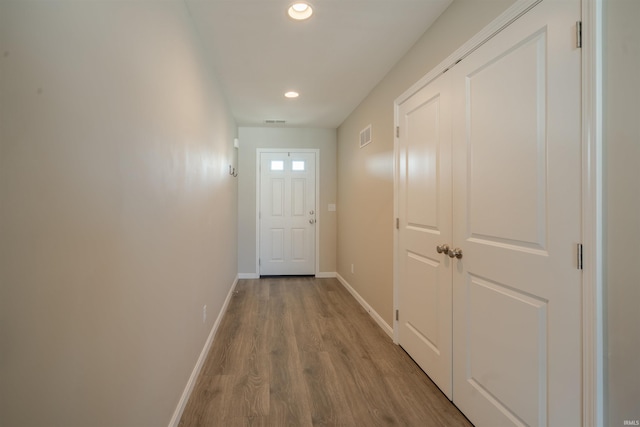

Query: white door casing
left=394, top=0, right=583, bottom=425
left=259, top=151, right=317, bottom=276
left=397, top=70, right=453, bottom=399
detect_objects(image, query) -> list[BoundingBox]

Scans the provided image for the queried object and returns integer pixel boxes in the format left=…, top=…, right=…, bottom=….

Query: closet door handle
left=448, top=248, right=463, bottom=259
left=436, top=244, right=450, bottom=255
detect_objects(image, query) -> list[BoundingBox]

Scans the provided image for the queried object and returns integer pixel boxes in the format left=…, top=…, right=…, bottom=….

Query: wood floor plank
left=298, top=350, right=357, bottom=426
left=286, top=278, right=326, bottom=353
left=205, top=281, right=270, bottom=419
left=322, top=313, right=408, bottom=426
left=199, top=281, right=268, bottom=378
left=268, top=281, right=313, bottom=427
left=179, top=278, right=472, bottom=427
left=179, top=374, right=234, bottom=426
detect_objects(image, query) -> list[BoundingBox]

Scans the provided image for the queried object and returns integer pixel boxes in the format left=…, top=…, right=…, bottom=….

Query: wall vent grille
left=360, top=124, right=372, bottom=148
left=265, top=120, right=286, bottom=124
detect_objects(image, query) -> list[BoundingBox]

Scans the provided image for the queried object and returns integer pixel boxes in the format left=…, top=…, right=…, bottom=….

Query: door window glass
left=270, top=160, right=284, bottom=171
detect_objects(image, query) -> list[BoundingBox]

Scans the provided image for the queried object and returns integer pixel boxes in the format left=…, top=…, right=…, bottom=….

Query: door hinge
left=576, top=21, right=582, bottom=48
left=396, top=218, right=399, bottom=229
left=396, top=309, right=399, bottom=321
left=259, top=258, right=261, bottom=266
left=396, top=126, right=400, bottom=138
left=577, top=244, right=583, bottom=270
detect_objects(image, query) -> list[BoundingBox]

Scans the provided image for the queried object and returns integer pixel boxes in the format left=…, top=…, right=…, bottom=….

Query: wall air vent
left=265, top=120, right=286, bottom=124
left=360, top=124, right=372, bottom=148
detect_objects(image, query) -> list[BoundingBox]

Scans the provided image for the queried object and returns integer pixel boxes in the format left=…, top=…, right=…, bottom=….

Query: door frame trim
left=392, top=0, right=603, bottom=424
left=255, top=148, right=320, bottom=276
left=581, top=0, right=604, bottom=424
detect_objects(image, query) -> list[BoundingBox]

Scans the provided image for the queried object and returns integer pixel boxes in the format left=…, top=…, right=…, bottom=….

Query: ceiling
left=185, top=0, right=452, bottom=128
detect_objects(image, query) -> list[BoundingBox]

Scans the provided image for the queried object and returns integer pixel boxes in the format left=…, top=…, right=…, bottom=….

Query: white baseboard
left=315, top=272, right=336, bottom=278
left=336, top=273, right=393, bottom=338
left=239, top=272, right=336, bottom=279
left=168, top=275, right=239, bottom=427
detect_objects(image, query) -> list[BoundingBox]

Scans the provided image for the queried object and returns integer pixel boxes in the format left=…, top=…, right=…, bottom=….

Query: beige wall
left=237, top=127, right=337, bottom=276
left=605, top=0, right=640, bottom=424
left=336, top=0, right=515, bottom=326
left=0, top=2, right=237, bottom=426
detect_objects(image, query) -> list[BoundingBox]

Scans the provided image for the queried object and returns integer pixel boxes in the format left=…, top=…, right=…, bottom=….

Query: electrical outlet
left=203, top=305, right=207, bottom=323
left=351, top=264, right=354, bottom=274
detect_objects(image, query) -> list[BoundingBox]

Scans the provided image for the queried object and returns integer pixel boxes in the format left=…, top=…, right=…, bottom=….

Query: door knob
left=448, top=248, right=463, bottom=259
left=436, top=244, right=450, bottom=254
left=309, top=219, right=315, bottom=224
left=309, top=210, right=315, bottom=215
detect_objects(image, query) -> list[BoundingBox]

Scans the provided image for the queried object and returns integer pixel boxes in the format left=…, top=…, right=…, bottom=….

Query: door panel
left=270, top=229, right=284, bottom=261
left=292, top=179, right=306, bottom=216
left=466, top=30, right=547, bottom=249
left=465, top=274, right=548, bottom=426
left=397, top=71, right=453, bottom=399
left=260, top=152, right=316, bottom=275
left=291, top=228, right=306, bottom=260
left=451, top=1, right=581, bottom=425
left=270, top=179, right=284, bottom=216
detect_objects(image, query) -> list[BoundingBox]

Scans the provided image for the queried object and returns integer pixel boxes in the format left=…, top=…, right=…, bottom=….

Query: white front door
left=397, top=70, right=453, bottom=399
left=450, top=1, right=582, bottom=425
left=259, top=151, right=316, bottom=276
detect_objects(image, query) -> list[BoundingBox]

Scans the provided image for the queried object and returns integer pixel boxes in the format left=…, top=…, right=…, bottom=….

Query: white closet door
left=450, top=0, right=582, bottom=425
left=397, top=71, right=453, bottom=398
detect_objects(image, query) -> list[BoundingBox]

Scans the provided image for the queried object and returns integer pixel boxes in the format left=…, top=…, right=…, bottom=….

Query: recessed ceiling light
left=284, top=91, right=299, bottom=98
left=287, top=2, right=313, bottom=20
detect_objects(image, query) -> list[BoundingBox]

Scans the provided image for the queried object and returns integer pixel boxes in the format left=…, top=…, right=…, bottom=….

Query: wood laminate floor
left=179, top=277, right=472, bottom=426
